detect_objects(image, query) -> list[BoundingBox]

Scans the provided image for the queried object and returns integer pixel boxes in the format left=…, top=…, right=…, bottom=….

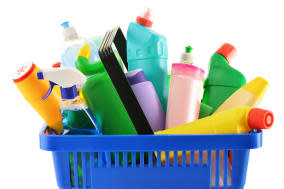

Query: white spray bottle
left=37, top=67, right=101, bottom=135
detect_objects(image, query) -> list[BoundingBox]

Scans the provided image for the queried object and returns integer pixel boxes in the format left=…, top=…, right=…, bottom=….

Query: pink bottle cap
left=13, top=62, right=36, bottom=83
left=172, top=63, right=205, bottom=81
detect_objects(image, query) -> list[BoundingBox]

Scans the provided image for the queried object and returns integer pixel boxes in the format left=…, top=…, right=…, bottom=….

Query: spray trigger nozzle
left=42, top=81, right=57, bottom=100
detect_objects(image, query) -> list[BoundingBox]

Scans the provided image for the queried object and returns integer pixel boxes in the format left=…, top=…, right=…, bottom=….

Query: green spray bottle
left=202, top=43, right=246, bottom=113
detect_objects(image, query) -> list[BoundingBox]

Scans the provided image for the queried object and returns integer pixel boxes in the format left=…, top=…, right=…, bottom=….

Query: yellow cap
left=242, top=77, right=269, bottom=101
left=77, top=44, right=91, bottom=60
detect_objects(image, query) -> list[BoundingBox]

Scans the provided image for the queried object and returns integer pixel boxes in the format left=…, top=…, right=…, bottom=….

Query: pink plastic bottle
left=165, top=46, right=205, bottom=129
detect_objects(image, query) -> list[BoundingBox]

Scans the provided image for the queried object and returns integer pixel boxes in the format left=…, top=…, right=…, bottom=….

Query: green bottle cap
left=185, top=46, right=193, bottom=53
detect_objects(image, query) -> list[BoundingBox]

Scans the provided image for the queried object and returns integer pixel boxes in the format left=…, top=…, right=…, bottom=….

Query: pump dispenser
left=37, top=67, right=101, bottom=135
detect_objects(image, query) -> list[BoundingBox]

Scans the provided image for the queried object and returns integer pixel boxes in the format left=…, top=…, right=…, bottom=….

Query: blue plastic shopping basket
left=40, top=126, right=262, bottom=189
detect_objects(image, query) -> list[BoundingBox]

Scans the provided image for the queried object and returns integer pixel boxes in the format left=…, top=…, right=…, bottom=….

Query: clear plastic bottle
left=61, top=21, right=100, bottom=68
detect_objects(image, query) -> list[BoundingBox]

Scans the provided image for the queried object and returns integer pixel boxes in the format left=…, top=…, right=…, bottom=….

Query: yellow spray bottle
left=214, top=77, right=269, bottom=114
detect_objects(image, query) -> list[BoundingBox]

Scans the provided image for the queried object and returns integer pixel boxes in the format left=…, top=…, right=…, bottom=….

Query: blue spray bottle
left=127, top=8, right=168, bottom=113
left=37, top=67, right=101, bottom=135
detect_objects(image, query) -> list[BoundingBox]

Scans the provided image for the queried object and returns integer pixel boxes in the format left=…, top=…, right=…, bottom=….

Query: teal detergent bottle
left=202, top=43, right=246, bottom=112
left=127, top=8, right=168, bottom=113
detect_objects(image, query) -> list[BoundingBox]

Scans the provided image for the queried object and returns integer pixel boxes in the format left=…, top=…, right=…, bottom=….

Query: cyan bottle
left=127, top=8, right=168, bottom=113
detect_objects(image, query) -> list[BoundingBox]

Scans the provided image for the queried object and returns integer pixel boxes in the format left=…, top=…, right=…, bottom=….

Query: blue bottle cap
left=61, top=21, right=70, bottom=29
left=60, top=85, right=78, bottom=99
left=125, top=69, right=147, bottom=85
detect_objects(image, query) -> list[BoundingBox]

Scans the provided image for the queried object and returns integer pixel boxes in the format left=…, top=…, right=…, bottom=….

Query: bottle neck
left=60, top=97, right=87, bottom=111
left=63, top=27, right=79, bottom=41
left=136, top=16, right=153, bottom=27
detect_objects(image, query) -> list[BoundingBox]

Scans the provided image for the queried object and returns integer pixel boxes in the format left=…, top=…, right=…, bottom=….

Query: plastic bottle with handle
left=202, top=43, right=246, bottom=112
left=127, top=7, right=168, bottom=113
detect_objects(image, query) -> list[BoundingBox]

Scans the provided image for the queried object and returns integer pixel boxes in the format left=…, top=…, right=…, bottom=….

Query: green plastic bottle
left=202, top=43, right=246, bottom=113
left=76, top=44, right=137, bottom=135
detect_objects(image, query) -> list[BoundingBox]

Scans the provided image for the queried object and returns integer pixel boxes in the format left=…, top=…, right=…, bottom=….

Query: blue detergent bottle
left=127, top=8, right=168, bottom=113
left=61, top=21, right=100, bottom=68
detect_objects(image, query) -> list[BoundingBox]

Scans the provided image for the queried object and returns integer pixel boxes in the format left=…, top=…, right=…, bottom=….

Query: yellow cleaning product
left=13, top=62, right=63, bottom=133
left=214, top=77, right=269, bottom=114
left=155, top=106, right=273, bottom=163
left=156, top=106, right=273, bottom=135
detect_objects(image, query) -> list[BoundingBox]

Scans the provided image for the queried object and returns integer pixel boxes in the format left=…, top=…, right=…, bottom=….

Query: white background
left=1, top=0, right=283, bottom=188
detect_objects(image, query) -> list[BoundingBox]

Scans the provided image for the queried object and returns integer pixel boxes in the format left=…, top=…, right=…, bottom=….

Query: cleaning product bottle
left=165, top=46, right=205, bottom=129
left=13, top=62, right=63, bottom=134
left=51, top=61, right=94, bottom=130
left=75, top=46, right=137, bottom=135
left=37, top=67, right=101, bottom=135
left=156, top=106, right=273, bottom=135
left=125, top=69, right=165, bottom=132
left=215, top=77, right=269, bottom=113
left=75, top=44, right=125, bottom=76
left=61, top=21, right=100, bottom=68
left=202, top=43, right=246, bottom=112
left=127, top=7, right=168, bottom=113
left=157, top=106, right=273, bottom=163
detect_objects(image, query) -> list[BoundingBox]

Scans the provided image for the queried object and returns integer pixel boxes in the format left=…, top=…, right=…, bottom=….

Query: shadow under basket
left=40, top=126, right=262, bottom=189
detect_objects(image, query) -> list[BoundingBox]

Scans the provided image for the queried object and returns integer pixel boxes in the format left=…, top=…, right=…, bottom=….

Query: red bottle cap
left=52, top=62, right=62, bottom=68
left=13, top=62, right=36, bottom=83
left=248, top=108, right=274, bottom=129
left=136, top=8, right=154, bottom=27
left=216, top=43, right=236, bottom=63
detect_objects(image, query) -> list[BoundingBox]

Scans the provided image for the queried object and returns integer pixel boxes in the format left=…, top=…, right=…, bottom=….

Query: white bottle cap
left=61, top=21, right=79, bottom=41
